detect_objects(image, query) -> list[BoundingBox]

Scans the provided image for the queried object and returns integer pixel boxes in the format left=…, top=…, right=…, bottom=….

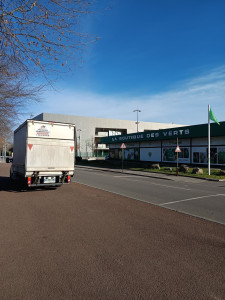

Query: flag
left=209, top=108, right=220, bottom=125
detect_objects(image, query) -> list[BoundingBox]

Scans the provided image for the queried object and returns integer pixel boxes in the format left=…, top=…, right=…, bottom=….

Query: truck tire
left=10, top=167, right=17, bottom=182
left=10, top=168, right=14, bottom=181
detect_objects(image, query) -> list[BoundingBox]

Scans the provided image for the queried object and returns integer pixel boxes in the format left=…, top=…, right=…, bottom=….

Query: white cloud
left=31, top=65, right=225, bottom=125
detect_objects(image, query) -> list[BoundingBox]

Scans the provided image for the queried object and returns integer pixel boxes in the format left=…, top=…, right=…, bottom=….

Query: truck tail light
left=67, top=175, right=71, bottom=183
left=27, top=177, right=31, bottom=187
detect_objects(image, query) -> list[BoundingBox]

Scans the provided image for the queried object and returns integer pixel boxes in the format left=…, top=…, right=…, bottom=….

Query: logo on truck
left=36, top=125, right=50, bottom=137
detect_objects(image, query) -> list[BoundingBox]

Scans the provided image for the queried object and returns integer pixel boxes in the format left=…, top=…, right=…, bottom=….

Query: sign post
left=175, top=138, right=181, bottom=176
left=120, top=143, right=126, bottom=172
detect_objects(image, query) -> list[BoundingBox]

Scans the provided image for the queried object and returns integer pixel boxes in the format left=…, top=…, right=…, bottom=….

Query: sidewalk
left=76, top=165, right=211, bottom=183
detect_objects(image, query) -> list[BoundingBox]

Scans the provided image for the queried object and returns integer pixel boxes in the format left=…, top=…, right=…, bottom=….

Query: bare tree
left=0, top=60, right=42, bottom=137
left=86, top=137, right=96, bottom=155
left=0, top=0, right=100, bottom=141
left=0, top=127, right=12, bottom=155
left=0, top=0, right=98, bottom=78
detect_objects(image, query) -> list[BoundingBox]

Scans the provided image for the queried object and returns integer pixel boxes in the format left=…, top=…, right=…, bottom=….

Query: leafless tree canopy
left=0, top=60, right=42, bottom=136
left=0, top=0, right=99, bottom=144
left=0, top=0, right=97, bottom=76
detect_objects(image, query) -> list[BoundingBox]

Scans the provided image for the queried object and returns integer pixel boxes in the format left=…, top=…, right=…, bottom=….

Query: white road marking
left=114, top=175, right=141, bottom=178
left=160, top=194, right=225, bottom=206
left=115, top=176, right=191, bottom=190
left=78, top=171, right=191, bottom=191
left=72, top=180, right=225, bottom=225
left=77, top=170, right=108, bottom=176
left=146, top=182, right=191, bottom=190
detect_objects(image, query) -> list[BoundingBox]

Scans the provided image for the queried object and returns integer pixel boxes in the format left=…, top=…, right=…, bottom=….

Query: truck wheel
left=10, top=169, right=14, bottom=181
left=10, top=168, right=17, bottom=182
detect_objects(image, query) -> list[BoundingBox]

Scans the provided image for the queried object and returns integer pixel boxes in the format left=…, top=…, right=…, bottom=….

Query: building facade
left=34, top=113, right=184, bottom=158
left=100, top=122, right=225, bottom=166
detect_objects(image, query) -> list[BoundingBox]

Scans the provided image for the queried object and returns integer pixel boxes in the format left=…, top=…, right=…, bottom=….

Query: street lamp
left=133, top=109, right=141, bottom=132
left=77, top=129, right=82, bottom=157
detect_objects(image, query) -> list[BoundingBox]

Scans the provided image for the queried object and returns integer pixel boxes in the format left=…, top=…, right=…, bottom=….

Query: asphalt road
left=0, top=163, right=225, bottom=299
left=74, top=166, right=225, bottom=225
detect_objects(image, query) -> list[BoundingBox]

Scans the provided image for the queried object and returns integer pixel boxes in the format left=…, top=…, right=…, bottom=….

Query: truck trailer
left=10, top=120, right=75, bottom=187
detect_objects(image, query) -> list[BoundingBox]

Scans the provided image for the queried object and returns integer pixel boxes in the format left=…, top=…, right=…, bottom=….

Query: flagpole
left=208, top=104, right=210, bottom=175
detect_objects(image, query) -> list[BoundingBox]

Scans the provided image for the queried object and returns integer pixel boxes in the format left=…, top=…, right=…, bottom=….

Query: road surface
left=0, top=163, right=225, bottom=299
left=74, top=165, right=225, bottom=225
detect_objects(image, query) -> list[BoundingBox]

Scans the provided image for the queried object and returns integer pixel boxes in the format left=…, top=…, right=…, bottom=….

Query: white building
left=34, top=113, right=184, bottom=158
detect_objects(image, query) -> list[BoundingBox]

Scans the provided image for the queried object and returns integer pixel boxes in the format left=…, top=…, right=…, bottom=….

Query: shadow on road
left=0, top=176, right=57, bottom=192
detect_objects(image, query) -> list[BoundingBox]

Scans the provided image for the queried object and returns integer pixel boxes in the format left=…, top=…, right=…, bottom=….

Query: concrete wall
left=34, top=113, right=185, bottom=157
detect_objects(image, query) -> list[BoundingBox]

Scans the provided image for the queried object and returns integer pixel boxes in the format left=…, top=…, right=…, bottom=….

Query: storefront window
left=163, top=148, right=176, bottom=162
left=124, top=148, right=139, bottom=160
left=163, top=147, right=190, bottom=163
left=210, top=148, right=217, bottom=164
left=206, top=148, right=217, bottom=164
left=134, top=148, right=139, bottom=160
left=109, top=149, right=115, bottom=159
left=110, top=149, right=122, bottom=160
left=193, top=152, right=199, bottom=163
left=178, top=148, right=189, bottom=159
left=119, top=149, right=122, bottom=160
left=218, top=148, right=225, bottom=164
left=114, top=149, right=119, bottom=159
left=193, top=148, right=218, bottom=164
left=199, top=152, right=207, bottom=163
left=193, top=152, right=207, bottom=163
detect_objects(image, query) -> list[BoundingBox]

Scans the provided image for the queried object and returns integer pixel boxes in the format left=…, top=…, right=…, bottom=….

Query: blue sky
left=28, top=0, right=225, bottom=126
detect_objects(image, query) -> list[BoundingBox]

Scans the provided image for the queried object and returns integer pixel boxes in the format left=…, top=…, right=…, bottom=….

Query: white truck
left=10, top=120, right=75, bottom=187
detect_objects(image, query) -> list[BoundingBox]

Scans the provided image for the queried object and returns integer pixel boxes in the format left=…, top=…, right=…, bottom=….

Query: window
left=218, top=148, right=225, bottom=164
left=178, top=148, right=189, bottom=159
left=193, top=152, right=199, bottom=163
left=206, top=148, right=217, bottom=164
left=124, top=148, right=139, bottom=160
left=163, top=148, right=176, bottom=162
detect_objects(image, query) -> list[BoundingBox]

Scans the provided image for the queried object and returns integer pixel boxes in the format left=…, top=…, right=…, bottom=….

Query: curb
left=76, top=165, right=224, bottom=182
left=76, top=165, right=177, bottom=181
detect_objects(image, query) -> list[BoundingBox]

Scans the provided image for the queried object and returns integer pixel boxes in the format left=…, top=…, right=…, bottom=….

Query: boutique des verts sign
left=100, top=122, right=225, bottom=144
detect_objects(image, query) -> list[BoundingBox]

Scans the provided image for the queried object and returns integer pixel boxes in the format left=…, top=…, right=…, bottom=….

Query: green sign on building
left=100, top=122, right=225, bottom=144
